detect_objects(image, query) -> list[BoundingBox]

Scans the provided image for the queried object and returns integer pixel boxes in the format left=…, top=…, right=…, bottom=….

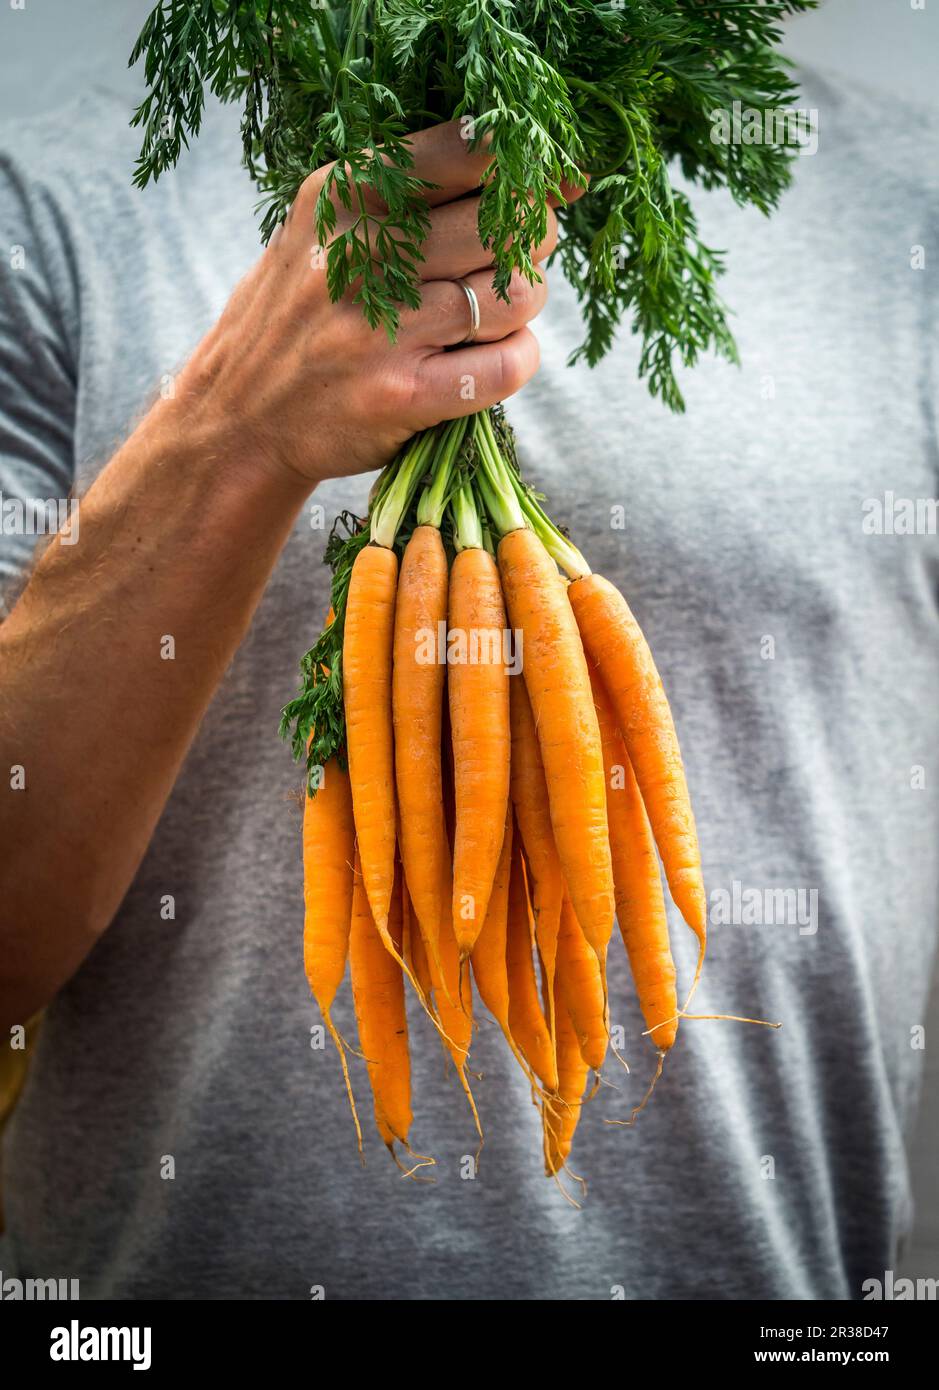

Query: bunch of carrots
left=283, top=407, right=715, bottom=1188
left=128, top=0, right=799, bottom=1194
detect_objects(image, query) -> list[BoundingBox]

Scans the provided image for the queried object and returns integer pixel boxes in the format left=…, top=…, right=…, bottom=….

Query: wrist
left=154, top=353, right=318, bottom=508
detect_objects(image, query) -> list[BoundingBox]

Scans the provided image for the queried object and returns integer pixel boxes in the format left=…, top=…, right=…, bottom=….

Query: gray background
left=0, top=0, right=936, bottom=1287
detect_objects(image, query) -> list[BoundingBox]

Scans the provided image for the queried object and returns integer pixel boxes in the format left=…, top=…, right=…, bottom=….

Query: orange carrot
left=556, top=895, right=608, bottom=1072
left=302, top=752, right=361, bottom=1149
left=569, top=574, right=706, bottom=974
left=470, top=810, right=514, bottom=1022
left=471, top=809, right=547, bottom=1095
left=497, top=527, right=614, bottom=958
left=506, top=841, right=558, bottom=1092
left=302, top=757, right=355, bottom=1016
left=428, top=902, right=482, bottom=1142
left=349, top=850, right=412, bottom=1153
left=509, top=674, right=564, bottom=1041
left=544, top=981, right=591, bottom=1178
left=427, top=727, right=482, bottom=1141
left=448, top=545, right=510, bottom=956
left=589, top=665, right=679, bottom=1051
left=430, top=912, right=473, bottom=1069
left=345, top=542, right=445, bottom=1031
left=402, top=873, right=433, bottom=1005
left=344, top=543, right=398, bottom=937
left=393, top=524, right=450, bottom=973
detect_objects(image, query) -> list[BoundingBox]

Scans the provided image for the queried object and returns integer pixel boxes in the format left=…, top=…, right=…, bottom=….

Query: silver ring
left=455, top=278, right=481, bottom=346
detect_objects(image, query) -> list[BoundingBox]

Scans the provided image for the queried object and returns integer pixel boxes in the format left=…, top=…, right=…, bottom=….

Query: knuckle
left=380, top=362, right=420, bottom=418
left=507, top=272, right=536, bottom=314
left=299, top=168, right=324, bottom=202
left=505, top=271, right=546, bottom=324
left=499, top=331, right=538, bottom=397
left=293, top=170, right=325, bottom=223
left=540, top=207, right=559, bottom=257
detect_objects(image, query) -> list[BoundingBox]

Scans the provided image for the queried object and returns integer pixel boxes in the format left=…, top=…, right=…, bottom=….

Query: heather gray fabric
left=1, top=71, right=937, bottom=1301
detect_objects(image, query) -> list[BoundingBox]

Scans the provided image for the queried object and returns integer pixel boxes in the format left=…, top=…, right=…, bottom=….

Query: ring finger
left=404, top=266, right=548, bottom=350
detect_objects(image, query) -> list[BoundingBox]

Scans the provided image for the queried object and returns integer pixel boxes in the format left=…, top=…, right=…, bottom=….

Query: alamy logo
left=709, top=880, right=818, bottom=935
left=414, top=622, right=523, bottom=675
left=862, top=492, right=938, bottom=536
left=709, top=101, right=818, bottom=156
left=50, top=1320, right=152, bottom=1371
left=0, top=491, right=79, bottom=544
left=862, top=1270, right=938, bottom=1300
left=1, top=1270, right=79, bottom=1299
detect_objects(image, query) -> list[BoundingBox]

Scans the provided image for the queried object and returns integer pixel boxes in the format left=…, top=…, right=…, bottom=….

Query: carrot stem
left=371, top=428, right=437, bottom=548
left=451, top=479, right=483, bottom=552
left=474, top=413, right=527, bottom=535
left=509, top=474, right=590, bottom=580
left=474, top=411, right=590, bottom=578
left=479, top=509, right=495, bottom=557
left=416, top=417, right=467, bottom=528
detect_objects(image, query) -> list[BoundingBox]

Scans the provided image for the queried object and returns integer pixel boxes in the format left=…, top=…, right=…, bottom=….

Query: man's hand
left=180, top=121, right=560, bottom=487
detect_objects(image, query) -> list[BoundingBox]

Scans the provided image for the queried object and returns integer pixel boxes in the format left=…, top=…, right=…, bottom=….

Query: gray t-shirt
left=1, top=69, right=937, bottom=1301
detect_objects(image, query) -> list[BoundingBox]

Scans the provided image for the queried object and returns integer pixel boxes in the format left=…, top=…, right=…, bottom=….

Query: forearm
left=0, top=380, right=310, bottom=1027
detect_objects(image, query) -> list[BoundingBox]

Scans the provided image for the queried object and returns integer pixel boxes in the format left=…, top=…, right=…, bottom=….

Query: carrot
left=344, top=543, right=398, bottom=937
left=497, top=527, right=614, bottom=959
left=427, top=722, right=483, bottom=1142
left=470, top=810, right=544, bottom=1091
left=345, top=539, right=449, bottom=1035
left=349, top=849, right=412, bottom=1153
left=430, top=911, right=473, bottom=1069
left=302, top=753, right=362, bottom=1151
left=429, top=900, right=483, bottom=1143
left=402, top=872, right=433, bottom=1006
left=544, top=982, right=591, bottom=1178
left=556, top=895, right=608, bottom=1073
left=393, top=524, right=450, bottom=974
left=508, top=674, right=564, bottom=1043
left=506, top=841, right=558, bottom=1092
left=302, top=753, right=354, bottom=1012
left=448, top=544, right=510, bottom=956
left=402, top=873, right=433, bottom=1005
left=589, top=665, right=679, bottom=1051
left=569, top=573, right=706, bottom=979
left=469, top=810, right=514, bottom=1024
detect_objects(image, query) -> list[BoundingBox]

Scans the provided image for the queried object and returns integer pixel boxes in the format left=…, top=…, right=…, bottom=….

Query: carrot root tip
left=605, top=1048, right=666, bottom=1128
left=324, top=1011, right=363, bottom=1157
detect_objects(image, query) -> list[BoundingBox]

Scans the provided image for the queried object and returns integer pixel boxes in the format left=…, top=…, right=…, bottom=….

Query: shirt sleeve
left=0, top=145, right=77, bottom=606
